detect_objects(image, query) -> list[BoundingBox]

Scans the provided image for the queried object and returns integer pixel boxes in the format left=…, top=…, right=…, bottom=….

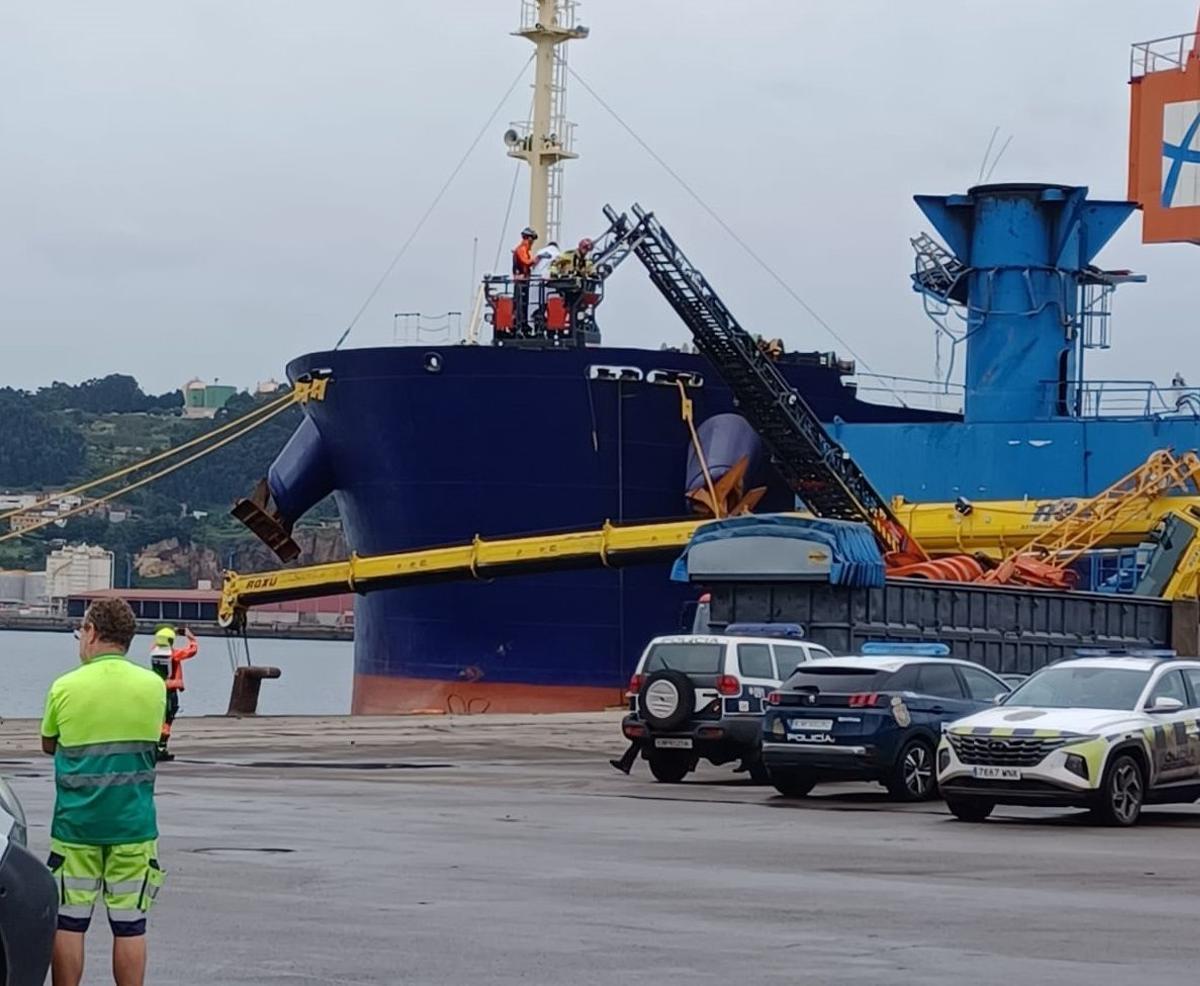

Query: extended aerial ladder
left=593, top=204, right=929, bottom=567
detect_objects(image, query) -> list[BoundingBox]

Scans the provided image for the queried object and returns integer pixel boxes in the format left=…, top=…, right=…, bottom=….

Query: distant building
left=0, top=570, right=29, bottom=607
left=0, top=570, right=48, bottom=610
left=0, top=494, right=38, bottom=512
left=9, top=511, right=65, bottom=533
left=256, top=378, right=283, bottom=395
left=46, top=544, right=114, bottom=600
left=5, top=492, right=91, bottom=531
left=182, top=378, right=238, bottom=419
left=25, top=571, right=47, bottom=605
left=64, top=588, right=354, bottom=630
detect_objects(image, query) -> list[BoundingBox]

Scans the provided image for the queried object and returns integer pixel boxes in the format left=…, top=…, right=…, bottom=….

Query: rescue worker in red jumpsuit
left=149, top=626, right=198, bottom=762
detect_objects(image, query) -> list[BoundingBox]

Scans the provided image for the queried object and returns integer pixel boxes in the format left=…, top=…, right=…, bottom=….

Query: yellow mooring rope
left=0, top=390, right=300, bottom=542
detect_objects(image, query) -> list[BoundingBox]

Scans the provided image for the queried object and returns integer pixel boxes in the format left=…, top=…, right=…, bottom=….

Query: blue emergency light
left=726, top=623, right=805, bottom=640
left=1073, top=648, right=1177, bottom=659
left=860, top=642, right=950, bottom=657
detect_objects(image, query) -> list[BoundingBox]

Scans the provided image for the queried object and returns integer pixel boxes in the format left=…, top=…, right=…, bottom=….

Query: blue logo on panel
left=1162, top=102, right=1200, bottom=208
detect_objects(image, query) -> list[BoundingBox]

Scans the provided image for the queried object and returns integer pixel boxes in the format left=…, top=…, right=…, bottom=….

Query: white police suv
left=621, top=624, right=833, bottom=782
left=939, top=651, right=1200, bottom=826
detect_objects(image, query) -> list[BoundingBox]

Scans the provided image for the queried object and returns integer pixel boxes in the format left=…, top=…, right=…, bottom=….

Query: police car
left=0, top=774, right=56, bottom=984
left=621, top=624, right=833, bottom=783
left=939, top=651, right=1200, bottom=825
left=761, top=644, right=1011, bottom=801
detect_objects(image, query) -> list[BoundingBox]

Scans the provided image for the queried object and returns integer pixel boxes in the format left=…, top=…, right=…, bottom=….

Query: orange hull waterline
left=351, top=674, right=624, bottom=716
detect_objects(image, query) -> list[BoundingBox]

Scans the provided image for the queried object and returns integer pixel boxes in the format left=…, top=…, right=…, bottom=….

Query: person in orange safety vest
left=149, top=626, right=198, bottom=762
left=511, top=226, right=538, bottom=331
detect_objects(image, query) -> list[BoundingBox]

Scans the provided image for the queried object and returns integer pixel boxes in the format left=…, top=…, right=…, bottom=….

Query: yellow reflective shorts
left=46, top=838, right=165, bottom=936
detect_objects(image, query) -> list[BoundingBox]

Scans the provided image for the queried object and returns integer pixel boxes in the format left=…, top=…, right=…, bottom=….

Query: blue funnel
left=914, top=184, right=1136, bottom=423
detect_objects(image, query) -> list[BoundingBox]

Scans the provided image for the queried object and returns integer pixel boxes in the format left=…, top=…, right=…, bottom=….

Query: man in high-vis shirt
left=42, top=598, right=168, bottom=986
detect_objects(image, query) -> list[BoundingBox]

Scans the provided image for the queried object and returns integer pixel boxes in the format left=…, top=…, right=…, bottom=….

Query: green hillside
left=0, top=375, right=338, bottom=581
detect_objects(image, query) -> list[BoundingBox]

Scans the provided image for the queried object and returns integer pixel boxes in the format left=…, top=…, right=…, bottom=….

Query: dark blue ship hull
left=271, top=344, right=952, bottom=713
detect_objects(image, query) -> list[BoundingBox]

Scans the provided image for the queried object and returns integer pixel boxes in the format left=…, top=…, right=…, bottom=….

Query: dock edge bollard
left=227, top=665, right=283, bottom=716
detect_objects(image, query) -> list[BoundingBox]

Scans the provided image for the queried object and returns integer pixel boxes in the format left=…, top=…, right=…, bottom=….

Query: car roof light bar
left=860, top=642, right=950, bottom=657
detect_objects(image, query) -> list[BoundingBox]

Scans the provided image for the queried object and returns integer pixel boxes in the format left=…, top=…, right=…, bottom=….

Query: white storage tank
left=46, top=544, right=114, bottom=599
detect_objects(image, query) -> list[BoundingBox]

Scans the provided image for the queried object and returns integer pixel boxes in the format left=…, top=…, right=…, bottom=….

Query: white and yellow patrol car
left=938, top=653, right=1200, bottom=826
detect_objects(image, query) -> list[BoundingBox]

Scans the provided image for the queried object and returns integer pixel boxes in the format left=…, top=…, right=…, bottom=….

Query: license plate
left=789, top=718, right=833, bottom=731
left=655, top=738, right=693, bottom=749
left=972, top=766, right=1021, bottom=781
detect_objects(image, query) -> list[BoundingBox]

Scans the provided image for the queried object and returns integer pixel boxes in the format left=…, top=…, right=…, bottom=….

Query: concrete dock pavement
left=5, top=713, right=1200, bottom=984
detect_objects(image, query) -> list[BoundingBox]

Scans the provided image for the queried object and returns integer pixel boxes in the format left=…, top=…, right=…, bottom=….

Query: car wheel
left=770, top=769, right=817, bottom=798
left=747, top=757, right=771, bottom=785
left=886, top=738, right=937, bottom=801
left=647, top=750, right=693, bottom=783
left=1090, top=753, right=1145, bottom=827
left=946, top=797, right=994, bottom=822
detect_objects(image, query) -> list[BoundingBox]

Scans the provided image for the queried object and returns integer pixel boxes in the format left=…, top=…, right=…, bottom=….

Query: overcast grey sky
left=2, top=0, right=1197, bottom=393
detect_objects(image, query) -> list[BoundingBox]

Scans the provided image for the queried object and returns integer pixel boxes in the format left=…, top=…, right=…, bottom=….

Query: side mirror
left=992, top=693, right=1008, bottom=705
left=1148, top=695, right=1185, bottom=713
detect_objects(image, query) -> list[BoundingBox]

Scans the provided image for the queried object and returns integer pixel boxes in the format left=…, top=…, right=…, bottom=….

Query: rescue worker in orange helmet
left=511, top=226, right=538, bottom=331
left=149, top=626, right=198, bottom=762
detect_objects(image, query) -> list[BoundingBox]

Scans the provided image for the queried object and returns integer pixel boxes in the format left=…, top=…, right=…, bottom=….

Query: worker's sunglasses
left=72, top=622, right=93, bottom=640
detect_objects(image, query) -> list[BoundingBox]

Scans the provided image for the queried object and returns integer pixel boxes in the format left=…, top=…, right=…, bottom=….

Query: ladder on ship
left=600, top=204, right=924, bottom=562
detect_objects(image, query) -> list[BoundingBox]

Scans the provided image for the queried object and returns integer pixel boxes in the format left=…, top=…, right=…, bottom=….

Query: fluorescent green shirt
left=41, top=653, right=167, bottom=845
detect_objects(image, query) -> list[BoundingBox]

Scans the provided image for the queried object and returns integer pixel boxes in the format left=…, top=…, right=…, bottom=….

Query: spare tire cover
left=639, top=669, right=695, bottom=731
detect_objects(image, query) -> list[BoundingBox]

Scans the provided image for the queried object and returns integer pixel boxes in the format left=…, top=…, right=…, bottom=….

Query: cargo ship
left=237, top=4, right=1200, bottom=714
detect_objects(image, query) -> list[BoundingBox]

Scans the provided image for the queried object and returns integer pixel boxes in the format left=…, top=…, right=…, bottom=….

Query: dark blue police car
left=761, top=644, right=1011, bottom=801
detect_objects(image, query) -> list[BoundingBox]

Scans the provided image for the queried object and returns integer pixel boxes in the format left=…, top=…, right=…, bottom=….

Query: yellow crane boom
left=896, top=497, right=1200, bottom=558
left=218, top=518, right=704, bottom=628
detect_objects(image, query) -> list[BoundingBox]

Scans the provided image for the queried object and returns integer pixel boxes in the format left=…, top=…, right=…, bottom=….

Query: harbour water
left=0, top=630, right=354, bottom=719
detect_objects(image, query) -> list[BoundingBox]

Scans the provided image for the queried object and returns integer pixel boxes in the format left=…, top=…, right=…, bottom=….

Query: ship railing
left=482, top=272, right=604, bottom=344
left=1042, top=379, right=1200, bottom=419
left=504, top=118, right=577, bottom=157
left=392, top=311, right=463, bottom=346
left=518, top=0, right=581, bottom=33
left=1131, top=32, right=1199, bottom=78
left=852, top=373, right=964, bottom=413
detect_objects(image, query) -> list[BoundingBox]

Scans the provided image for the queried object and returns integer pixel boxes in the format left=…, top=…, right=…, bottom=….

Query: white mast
left=504, top=1, right=588, bottom=245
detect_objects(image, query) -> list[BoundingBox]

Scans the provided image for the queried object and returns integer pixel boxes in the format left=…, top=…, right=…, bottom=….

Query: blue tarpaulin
left=671, top=514, right=885, bottom=587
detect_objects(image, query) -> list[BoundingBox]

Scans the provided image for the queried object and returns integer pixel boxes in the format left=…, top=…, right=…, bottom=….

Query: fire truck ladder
left=601, top=203, right=925, bottom=563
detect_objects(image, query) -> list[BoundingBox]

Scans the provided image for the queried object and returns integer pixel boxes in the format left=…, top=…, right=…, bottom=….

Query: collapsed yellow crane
left=976, top=450, right=1200, bottom=589
left=894, top=494, right=1200, bottom=558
